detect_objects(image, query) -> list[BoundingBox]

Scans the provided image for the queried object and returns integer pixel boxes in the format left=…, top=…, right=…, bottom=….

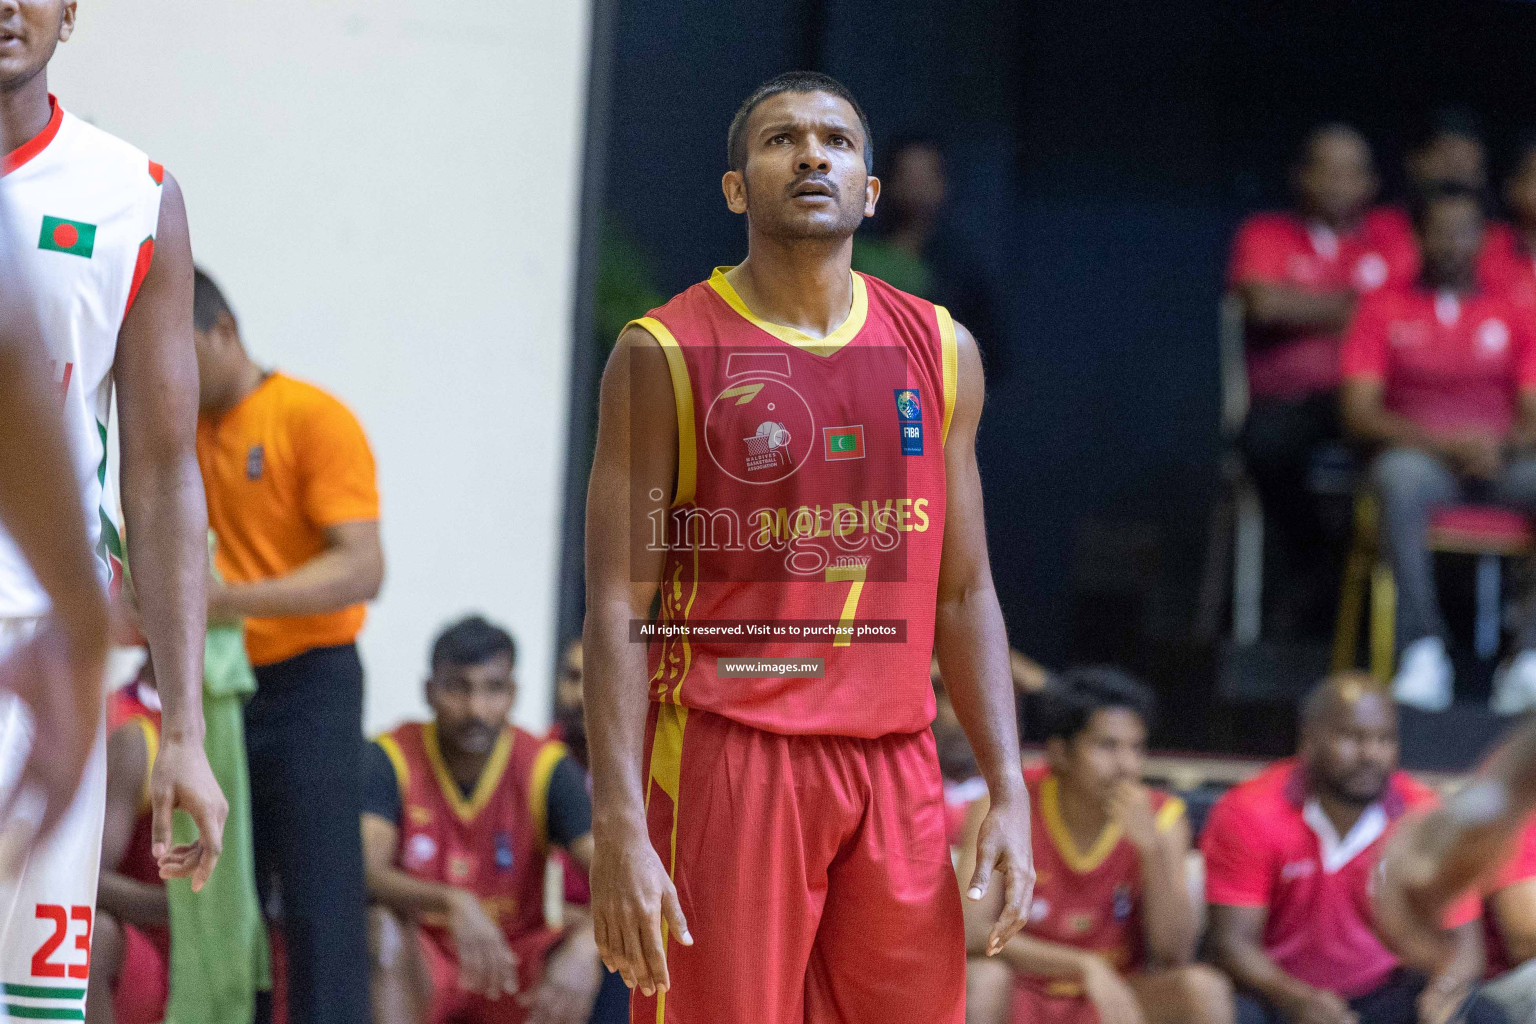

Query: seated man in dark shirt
left=362, top=616, right=602, bottom=1024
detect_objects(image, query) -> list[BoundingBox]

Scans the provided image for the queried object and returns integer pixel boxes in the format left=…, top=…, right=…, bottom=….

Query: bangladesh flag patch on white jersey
left=38, top=215, right=95, bottom=258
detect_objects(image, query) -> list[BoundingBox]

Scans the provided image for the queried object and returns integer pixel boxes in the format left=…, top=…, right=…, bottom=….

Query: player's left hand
left=521, top=927, right=604, bottom=1024
left=1109, top=781, right=1160, bottom=853
left=150, top=736, right=227, bottom=892
left=967, top=790, right=1035, bottom=955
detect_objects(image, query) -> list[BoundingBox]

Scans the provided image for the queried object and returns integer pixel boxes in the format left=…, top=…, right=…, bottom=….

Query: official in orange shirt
left=192, top=269, right=384, bottom=1024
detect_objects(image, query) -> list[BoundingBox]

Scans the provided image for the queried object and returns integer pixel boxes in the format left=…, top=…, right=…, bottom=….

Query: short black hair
left=192, top=268, right=234, bottom=332
left=1407, top=178, right=1485, bottom=233
left=430, top=615, right=516, bottom=671
left=1037, top=666, right=1155, bottom=743
left=727, top=71, right=873, bottom=174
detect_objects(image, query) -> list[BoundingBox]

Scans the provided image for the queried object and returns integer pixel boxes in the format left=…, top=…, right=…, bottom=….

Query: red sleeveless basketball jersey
left=376, top=723, right=568, bottom=951
left=1021, top=767, right=1185, bottom=996
left=107, top=681, right=161, bottom=891
left=634, top=268, right=956, bottom=738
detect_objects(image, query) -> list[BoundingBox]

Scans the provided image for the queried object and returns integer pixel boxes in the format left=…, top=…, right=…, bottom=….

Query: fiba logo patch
left=246, top=444, right=265, bottom=481
left=494, top=831, right=516, bottom=872
left=1112, top=884, right=1133, bottom=921
left=894, top=388, right=923, bottom=456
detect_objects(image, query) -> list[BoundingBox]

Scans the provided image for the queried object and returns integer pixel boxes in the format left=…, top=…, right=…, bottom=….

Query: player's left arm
left=114, top=170, right=226, bottom=890
left=934, top=320, right=1034, bottom=954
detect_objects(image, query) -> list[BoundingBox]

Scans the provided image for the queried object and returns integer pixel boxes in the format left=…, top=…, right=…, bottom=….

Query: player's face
left=723, top=90, right=878, bottom=242
left=0, top=1, right=74, bottom=91
left=1418, top=197, right=1483, bottom=287
left=1298, top=132, right=1376, bottom=224
left=1309, top=691, right=1397, bottom=805
left=428, top=654, right=516, bottom=757
left=1053, top=708, right=1147, bottom=804
left=1506, top=153, right=1536, bottom=227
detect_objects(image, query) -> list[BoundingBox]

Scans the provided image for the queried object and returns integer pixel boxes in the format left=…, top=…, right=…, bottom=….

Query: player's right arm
left=360, top=812, right=519, bottom=999
left=97, top=719, right=168, bottom=928
left=583, top=325, right=692, bottom=999
left=0, top=228, right=109, bottom=859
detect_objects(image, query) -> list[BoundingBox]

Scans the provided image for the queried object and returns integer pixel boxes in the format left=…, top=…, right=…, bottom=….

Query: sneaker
left=1492, top=650, right=1536, bottom=716
left=1392, top=636, right=1453, bottom=712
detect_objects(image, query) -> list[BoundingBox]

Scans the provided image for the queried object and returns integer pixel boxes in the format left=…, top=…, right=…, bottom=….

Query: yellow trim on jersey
left=707, top=266, right=869, bottom=357
left=1041, top=773, right=1124, bottom=875
left=1155, top=795, right=1186, bottom=834
left=936, top=304, right=958, bottom=444
left=645, top=702, right=689, bottom=1024
left=375, top=733, right=411, bottom=801
left=128, top=715, right=159, bottom=815
left=527, top=740, right=569, bottom=852
left=629, top=316, right=696, bottom=508
left=422, top=722, right=513, bottom=824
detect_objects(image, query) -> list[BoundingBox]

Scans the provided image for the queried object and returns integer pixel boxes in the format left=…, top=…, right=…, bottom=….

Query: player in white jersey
left=0, top=0, right=226, bottom=1011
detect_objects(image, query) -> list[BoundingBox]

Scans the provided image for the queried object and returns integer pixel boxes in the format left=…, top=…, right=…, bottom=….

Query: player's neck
left=441, top=744, right=491, bottom=791
left=1314, top=789, right=1368, bottom=838
left=0, top=71, right=51, bottom=158
left=1057, top=783, right=1111, bottom=846
left=730, top=238, right=855, bottom=340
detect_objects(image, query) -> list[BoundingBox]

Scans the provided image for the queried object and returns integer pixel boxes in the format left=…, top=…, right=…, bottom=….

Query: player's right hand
left=590, top=825, right=691, bottom=997
left=1081, top=957, right=1146, bottom=1024
left=967, top=791, right=1036, bottom=955
left=447, top=890, right=520, bottom=999
left=0, top=613, right=108, bottom=876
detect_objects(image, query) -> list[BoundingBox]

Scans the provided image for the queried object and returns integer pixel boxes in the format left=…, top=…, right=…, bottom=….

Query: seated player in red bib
left=962, top=667, right=1234, bottom=1024
left=363, top=616, right=602, bottom=1024
left=87, top=660, right=169, bottom=1024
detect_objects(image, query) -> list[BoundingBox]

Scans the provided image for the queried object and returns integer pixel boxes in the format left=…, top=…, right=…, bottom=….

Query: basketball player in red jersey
left=584, top=72, right=1033, bottom=1023
left=963, top=668, right=1231, bottom=1024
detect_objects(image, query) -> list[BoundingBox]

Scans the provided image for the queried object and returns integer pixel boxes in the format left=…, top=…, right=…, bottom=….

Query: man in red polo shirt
left=1203, top=674, right=1494, bottom=1024
left=1340, top=182, right=1536, bottom=713
left=1229, top=124, right=1417, bottom=632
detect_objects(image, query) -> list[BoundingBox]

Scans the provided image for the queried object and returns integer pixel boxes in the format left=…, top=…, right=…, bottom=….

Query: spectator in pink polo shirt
left=1202, top=674, right=1495, bottom=1024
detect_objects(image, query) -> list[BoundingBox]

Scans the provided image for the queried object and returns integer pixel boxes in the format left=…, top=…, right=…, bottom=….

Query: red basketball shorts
left=111, top=925, right=169, bottom=1024
left=633, top=703, right=966, bottom=1024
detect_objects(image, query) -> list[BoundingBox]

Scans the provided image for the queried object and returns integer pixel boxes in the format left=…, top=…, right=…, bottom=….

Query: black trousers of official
left=1235, top=971, right=1507, bottom=1024
left=247, top=643, right=369, bottom=1024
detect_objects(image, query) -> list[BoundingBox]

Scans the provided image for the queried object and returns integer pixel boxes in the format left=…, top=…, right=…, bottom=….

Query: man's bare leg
left=1129, top=965, right=1237, bottom=1024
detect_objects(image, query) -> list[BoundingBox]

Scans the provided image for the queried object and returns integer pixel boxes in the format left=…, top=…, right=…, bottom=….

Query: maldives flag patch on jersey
left=38, top=216, right=95, bottom=258
left=823, top=424, right=866, bottom=461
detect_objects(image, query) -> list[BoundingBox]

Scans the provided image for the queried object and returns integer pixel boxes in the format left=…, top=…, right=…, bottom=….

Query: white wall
left=51, top=0, right=591, bottom=732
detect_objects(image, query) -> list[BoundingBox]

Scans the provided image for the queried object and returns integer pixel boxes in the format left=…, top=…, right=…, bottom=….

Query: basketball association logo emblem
left=743, top=421, right=793, bottom=473
left=704, top=377, right=815, bottom=485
